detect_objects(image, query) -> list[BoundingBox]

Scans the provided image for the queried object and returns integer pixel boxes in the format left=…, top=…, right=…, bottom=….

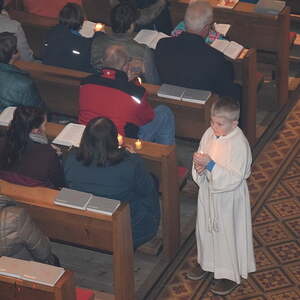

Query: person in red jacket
left=79, top=45, right=175, bottom=145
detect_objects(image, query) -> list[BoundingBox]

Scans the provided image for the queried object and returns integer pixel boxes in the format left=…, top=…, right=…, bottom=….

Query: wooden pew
left=0, top=270, right=77, bottom=300
left=172, top=0, right=290, bottom=108
left=14, top=52, right=257, bottom=145
left=0, top=179, right=134, bottom=300
left=45, top=122, right=180, bottom=261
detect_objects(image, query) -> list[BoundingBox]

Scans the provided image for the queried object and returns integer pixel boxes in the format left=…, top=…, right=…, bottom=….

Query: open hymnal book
left=52, top=123, right=86, bottom=148
left=55, top=188, right=92, bottom=210
left=79, top=20, right=96, bottom=38
left=211, top=39, right=244, bottom=60
left=0, top=106, right=16, bottom=126
left=214, top=23, right=231, bottom=36
left=0, top=257, right=65, bottom=287
left=87, top=196, right=121, bottom=215
left=157, top=84, right=212, bottom=104
left=255, top=0, right=285, bottom=15
left=217, top=0, right=239, bottom=9
left=134, top=29, right=169, bottom=49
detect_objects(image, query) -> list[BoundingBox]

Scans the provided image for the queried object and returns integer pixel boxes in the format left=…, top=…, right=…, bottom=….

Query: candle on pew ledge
left=117, top=134, right=123, bottom=147
left=135, top=139, right=142, bottom=150
left=137, top=77, right=142, bottom=85
left=95, top=23, right=105, bottom=32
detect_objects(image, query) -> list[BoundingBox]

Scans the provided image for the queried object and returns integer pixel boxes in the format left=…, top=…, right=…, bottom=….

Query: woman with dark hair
left=0, top=106, right=64, bottom=188
left=41, top=2, right=94, bottom=72
left=64, top=117, right=160, bottom=249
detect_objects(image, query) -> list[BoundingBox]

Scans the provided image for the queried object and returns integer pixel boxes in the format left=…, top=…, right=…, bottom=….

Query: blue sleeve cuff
left=206, top=160, right=216, bottom=171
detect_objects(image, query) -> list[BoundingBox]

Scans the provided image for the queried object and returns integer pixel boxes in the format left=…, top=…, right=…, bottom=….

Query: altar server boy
left=189, top=97, right=256, bottom=296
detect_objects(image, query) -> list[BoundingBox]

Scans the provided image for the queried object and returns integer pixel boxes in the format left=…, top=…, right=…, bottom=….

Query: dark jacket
left=155, top=32, right=241, bottom=101
left=0, top=195, right=56, bottom=263
left=0, top=138, right=65, bottom=189
left=0, top=63, right=43, bottom=112
left=64, top=151, right=160, bottom=248
left=42, top=24, right=94, bottom=73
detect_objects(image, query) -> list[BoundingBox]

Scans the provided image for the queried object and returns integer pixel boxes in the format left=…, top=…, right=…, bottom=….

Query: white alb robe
left=192, top=127, right=256, bottom=284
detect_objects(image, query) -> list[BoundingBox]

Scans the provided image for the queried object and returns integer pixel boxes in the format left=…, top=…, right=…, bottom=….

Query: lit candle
left=137, top=77, right=142, bottom=85
left=95, top=23, right=104, bottom=32
left=117, top=134, right=123, bottom=146
left=135, top=139, right=142, bottom=150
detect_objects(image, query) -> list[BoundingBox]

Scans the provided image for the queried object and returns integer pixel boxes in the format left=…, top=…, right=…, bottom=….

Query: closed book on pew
left=0, top=106, right=16, bottom=126
left=22, top=261, right=65, bottom=287
left=55, top=188, right=92, bottom=210
left=255, top=0, right=285, bottom=15
left=86, top=196, right=121, bottom=215
left=0, top=256, right=28, bottom=279
left=52, top=123, right=86, bottom=147
left=157, top=84, right=211, bottom=104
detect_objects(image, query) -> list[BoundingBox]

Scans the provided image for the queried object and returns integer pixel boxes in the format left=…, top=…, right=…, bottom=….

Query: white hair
left=184, top=1, right=213, bottom=33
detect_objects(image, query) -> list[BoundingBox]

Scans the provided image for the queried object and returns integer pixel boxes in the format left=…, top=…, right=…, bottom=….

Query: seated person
left=155, top=0, right=241, bottom=101
left=110, top=0, right=172, bottom=34
left=0, top=194, right=59, bottom=265
left=80, top=45, right=175, bottom=145
left=64, top=117, right=160, bottom=249
left=23, top=0, right=82, bottom=18
left=41, top=2, right=94, bottom=73
left=91, top=3, right=159, bottom=84
left=0, top=0, right=34, bottom=61
left=0, top=32, right=43, bottom=111
left=0, top=106, right=64, bottom=188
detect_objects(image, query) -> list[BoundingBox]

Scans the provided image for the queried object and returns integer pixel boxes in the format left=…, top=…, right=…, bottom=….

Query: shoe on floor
left=210, top=279, right=239, bottom=295
left=186, top=264, right=208, bottom=280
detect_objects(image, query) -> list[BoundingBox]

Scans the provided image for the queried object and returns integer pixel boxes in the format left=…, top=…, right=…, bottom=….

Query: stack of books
left=54, top=188, right=121, bottom=215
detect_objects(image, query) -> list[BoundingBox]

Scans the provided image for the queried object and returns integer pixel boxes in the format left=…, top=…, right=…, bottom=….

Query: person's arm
left=47, top=148, right=65, bottom=189
left=16, top=208, right=53, bottom=262
left=15, top=22, right=34, bottom=62
left=20, top=79, right=45, bottom=109
left=143, top=48, right=161, bottom=85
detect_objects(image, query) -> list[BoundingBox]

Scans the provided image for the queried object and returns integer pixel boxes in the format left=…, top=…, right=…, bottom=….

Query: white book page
left=0, top=106, right=16, bottom=126
left=79, top=20, right=96, bottom=38
left=211, top=39, right=231, bottom=53
left=214, top=23, right=231, bottom=36
left=52, top=123, right=86, bottom=147
left=223, top=41, right=244, bottom=60
left=134, top=30, right=169, bottom=49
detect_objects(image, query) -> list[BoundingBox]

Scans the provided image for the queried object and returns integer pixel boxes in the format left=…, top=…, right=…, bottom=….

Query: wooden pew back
left=0, top=180, right=134, bottom=300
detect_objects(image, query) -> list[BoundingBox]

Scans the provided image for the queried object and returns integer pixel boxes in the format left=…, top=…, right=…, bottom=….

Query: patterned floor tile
left=284, top=262, right=300, bottom=284
left=282, top=177, right=300, bottom=195
left=226, top=278, right=260, bottom=299
left=269, top=241, right=300, bottom=264
left=254, top=207, right=276, bottom=225
left=266, top=288, right=300, bottom=300
left=282, top=160, right=300, bottom=179
left=267, top=199, right=300, bottom=219
left=255, top=223, right=293, bottom=245
left=267, top=183, right=292, bottom=202
left=285, top=218, right=300, bottom=238
left=252, top=268, right=292, bottom=292
left=254, top=248, right=277, bottom=270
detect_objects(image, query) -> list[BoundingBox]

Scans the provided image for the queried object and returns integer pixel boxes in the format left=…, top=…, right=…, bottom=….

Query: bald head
left=184, top=1, right=213, bottom=35
left=102, top=45, right=129, bottom=71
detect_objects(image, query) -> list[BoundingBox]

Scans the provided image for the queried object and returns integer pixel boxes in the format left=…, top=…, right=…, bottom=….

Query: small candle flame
left=95, top=23, right=104, bottom=32
left=135, top=139, right=142, bottom=150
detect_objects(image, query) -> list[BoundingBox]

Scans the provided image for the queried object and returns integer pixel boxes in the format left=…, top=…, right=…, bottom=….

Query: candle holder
left=135, top=139, right=142, bottom=150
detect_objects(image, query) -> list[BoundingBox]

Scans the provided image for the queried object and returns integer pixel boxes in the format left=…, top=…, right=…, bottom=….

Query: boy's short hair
left=110, top=3, right=138, bottom=33
left=211, top=97, right=240, bottom=121
left=59, top=3, right=84, bottom=31
left=0, top=32, right=17, bottom=64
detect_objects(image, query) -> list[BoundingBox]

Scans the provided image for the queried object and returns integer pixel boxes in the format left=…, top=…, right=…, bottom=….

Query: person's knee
left=155, top=105, right=174, bottom=121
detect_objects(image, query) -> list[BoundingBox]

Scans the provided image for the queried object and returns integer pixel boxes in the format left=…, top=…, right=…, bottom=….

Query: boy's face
left=210, top=115, right=238, bottom=136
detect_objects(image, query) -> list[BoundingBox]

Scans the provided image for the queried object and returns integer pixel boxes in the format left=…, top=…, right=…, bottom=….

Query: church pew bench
left=45, top=122, right=180, bottom=261
left=0, top=179, right=134, bottom=300
left=172, top=0, right=290, bottom=108
left=0, top=270, right=96, bottom=300
left=14, top=49, right=258, bottom=145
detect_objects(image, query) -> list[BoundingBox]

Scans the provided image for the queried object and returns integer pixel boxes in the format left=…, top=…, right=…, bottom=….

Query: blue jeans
left=138, top=105, right=175, bottom=145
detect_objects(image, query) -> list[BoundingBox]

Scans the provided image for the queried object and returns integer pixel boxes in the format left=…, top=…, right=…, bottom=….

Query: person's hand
left=193, top=152, right=205, bottom=174
left=125, top=144, right=136, bottom=153
left=194, top=152, right=211, bottom=166
left=51, top=144, right=63, bottom=156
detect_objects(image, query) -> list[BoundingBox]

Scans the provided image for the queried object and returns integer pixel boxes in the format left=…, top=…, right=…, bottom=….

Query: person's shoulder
left=230, top=127, right=251, bottom=150
left=156, top=36, right=176, bottom=50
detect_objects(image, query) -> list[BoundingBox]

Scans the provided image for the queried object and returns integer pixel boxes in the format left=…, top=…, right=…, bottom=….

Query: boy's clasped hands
left=193, top=151, right=211, bottom=174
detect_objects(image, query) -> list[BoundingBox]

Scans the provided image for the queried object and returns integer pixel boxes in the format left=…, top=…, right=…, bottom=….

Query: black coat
left=155, top=32, right=241, bottom=101
left=41, top=24, right=94, bottom=73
